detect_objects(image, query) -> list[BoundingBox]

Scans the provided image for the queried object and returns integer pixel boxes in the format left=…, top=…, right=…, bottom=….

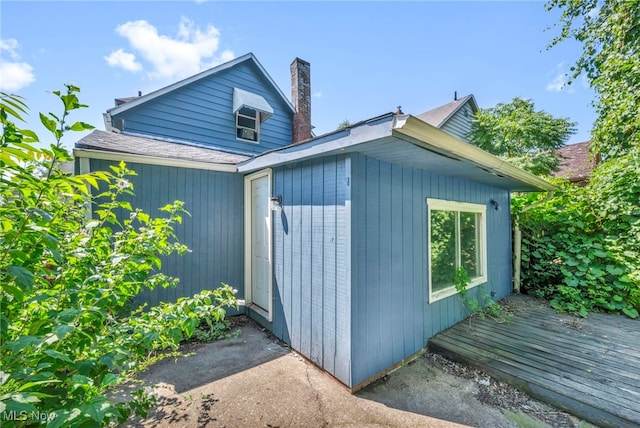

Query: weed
left=455, top=267, right=512, bottom=323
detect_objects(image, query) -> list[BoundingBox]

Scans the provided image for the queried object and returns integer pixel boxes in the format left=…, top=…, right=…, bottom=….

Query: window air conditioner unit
left=241, top=128, right=256, bottom=140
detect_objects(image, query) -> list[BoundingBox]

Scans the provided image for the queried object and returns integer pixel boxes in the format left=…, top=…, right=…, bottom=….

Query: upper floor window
left=233, top=88, right=274, bottom=144
left=237, top=107, right=259, bottom=142
left=427, top=198, right=487, bottom=302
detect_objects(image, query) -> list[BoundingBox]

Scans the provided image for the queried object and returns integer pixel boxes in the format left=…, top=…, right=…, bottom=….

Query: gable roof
left=554, top=140, right=599, bottom=182
left=417, top=94, right=478, bottom=128
left=239, top=113, right=554, bottom=192
left=105, top=53, right=295, bottom=117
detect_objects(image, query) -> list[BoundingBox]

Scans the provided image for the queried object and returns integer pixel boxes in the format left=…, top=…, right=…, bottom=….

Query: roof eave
left=73, top=148, right=238, bottom=173
left=238, top=115, right=395, bottom=173
left=392, top=115, right=556, bottom=192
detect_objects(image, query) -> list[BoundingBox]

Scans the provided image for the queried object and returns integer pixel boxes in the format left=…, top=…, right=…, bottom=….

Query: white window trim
left=427, top=198, right=487, bottom=303
left=236, top=108, right=260, bottom=144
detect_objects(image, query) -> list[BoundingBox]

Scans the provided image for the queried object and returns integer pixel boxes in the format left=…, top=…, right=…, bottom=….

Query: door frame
left=244, top=168, right=273, bottom=321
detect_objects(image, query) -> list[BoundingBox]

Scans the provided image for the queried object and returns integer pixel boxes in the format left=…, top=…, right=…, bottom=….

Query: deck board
left=429, top=295, right=640, bottom=428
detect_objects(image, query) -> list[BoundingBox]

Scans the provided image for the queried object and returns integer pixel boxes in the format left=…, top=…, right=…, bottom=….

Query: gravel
left=425, top=351, right=590, bottom=427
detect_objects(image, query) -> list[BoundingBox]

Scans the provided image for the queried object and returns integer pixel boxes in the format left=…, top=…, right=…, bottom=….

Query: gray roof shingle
left=417, top=94, right=477, bottom=128
left=75, top=130, right=250, bottom=165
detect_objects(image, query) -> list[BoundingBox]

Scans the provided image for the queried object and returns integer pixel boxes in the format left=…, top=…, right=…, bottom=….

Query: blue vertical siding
left=89, top=159, right=244, bottom=306
left=349, top=153, right=512, bottom=387
left=335, top=158, right=351, bottom=383
left=271, top=155, right=351, bottom=386
left=112, top=61, right=292, bottom=155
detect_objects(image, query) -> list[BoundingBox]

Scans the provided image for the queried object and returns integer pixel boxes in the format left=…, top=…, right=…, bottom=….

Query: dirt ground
left=121, top=315, right=592, bottom=428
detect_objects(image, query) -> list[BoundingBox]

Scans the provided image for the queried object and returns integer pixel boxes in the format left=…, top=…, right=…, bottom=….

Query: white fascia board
left=103, top=112, right=113, bottom=132
left=392, top=115, right=556, bottom=192
left=107, top=53, right=295, bottom=116
left=73, top=148, right=238, bottom=173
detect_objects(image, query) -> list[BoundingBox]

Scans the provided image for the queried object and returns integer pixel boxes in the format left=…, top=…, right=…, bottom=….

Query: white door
left=245, top=171, right=272, bottom=318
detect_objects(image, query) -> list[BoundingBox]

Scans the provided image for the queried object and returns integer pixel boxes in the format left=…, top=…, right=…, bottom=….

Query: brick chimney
left=291, top=58, right=312, bottom=144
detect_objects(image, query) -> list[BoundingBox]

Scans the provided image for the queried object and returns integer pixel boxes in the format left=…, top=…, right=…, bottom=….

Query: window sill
left=236, top=137, right=260, bottom=144
left=429, top=276, right=487, bottom=303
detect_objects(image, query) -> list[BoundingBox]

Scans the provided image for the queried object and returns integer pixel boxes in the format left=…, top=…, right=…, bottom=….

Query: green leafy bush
left=192, top=319, right=239, bottom=343
left=514, top=151, right=640, bottom=318
left=0, top=86, right=238, bottom=427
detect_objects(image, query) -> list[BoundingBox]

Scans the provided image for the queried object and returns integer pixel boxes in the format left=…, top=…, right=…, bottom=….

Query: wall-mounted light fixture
left=270, top=195, right=282, bottom=211
left=490, top=199, right=500, bottom=211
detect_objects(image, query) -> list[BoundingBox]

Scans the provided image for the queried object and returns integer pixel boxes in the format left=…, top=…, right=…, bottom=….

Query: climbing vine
left=514, top=150, right=640, bottom=318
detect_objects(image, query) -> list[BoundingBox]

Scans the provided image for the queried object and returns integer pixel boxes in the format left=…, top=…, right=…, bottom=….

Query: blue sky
left=1, top=1, right=595, bottom=149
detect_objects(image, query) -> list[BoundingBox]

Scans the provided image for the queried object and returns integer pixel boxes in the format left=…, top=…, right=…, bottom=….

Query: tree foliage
left=470, top=97, right=576, bottom=176
left=514, top=145, right=640, bottom=318
left=0, top=86, right=238, bottom=427
left=336, top=119, right=351, bottom=130
left=547, top=0, right=640, bottom=158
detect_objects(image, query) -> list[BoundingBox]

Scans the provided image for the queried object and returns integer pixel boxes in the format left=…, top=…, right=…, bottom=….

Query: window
left=427, top=198, right=487, bottom=302
left=236, top=107, right=259, bottom=142
left=232, top=87, right=273, bottom=144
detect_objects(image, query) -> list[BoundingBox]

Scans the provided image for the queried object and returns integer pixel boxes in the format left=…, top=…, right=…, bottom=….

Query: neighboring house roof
left=417, top=94, right=478, bottom=128
left=59, top=161, right=75, bottom=175
left=239, top=113, right=554, bottom=192
left=554, top=140, right=599, bottom=182
left=75, top=130, right=249, bottom=171
left=105, top=53, right=296, bottom=118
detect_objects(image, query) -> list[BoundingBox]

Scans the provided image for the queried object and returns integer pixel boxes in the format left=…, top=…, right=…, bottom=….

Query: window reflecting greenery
left=460, top=212, right=479, bottom=277
left=431, top=210, right=456, bottom=292
left=430, top=207, right=482, bottom=292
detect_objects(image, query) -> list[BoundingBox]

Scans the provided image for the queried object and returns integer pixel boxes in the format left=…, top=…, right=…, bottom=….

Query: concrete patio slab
left=121, top=315, right=564, bottom=427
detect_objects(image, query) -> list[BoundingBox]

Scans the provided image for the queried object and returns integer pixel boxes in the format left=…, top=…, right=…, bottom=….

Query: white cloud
left=0, top=38, right=35, bottom=91
left=546, top=62, right=575, bottom=94
left=0, top=62, right=35, bottom=91
left=313, top=91, right=322, bottom=98
left=109, top=17, right=234, bottom=81
left=104, top=48, right=142, bottom=72
left=219, top=49, right=235, bottom=63
left=1, top=39, right=20, bottom=59
left=546, top=73, right=567, bottom=92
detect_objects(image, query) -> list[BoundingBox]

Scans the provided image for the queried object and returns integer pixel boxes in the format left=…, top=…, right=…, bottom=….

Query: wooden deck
left=428, top=295, right=640, bottom=428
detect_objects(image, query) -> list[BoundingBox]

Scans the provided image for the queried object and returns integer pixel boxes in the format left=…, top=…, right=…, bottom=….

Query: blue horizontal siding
left=440, top=103, right=475, bottom=143
left=271, top=155, right=351, bottom=385
left=349, top=153, right=512, bottom=387
left=89, top=159, right=244, bottom=307
left=113, top=61, right=292, bottom=155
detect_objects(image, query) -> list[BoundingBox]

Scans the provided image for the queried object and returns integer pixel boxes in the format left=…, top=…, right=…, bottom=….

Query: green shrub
left=515, top=150, right=640, bottom=318
left=0, top=86, right=238, bottom=427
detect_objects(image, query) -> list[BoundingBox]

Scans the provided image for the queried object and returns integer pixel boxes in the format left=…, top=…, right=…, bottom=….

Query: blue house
left=74, top=53, right=553, bottom=390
